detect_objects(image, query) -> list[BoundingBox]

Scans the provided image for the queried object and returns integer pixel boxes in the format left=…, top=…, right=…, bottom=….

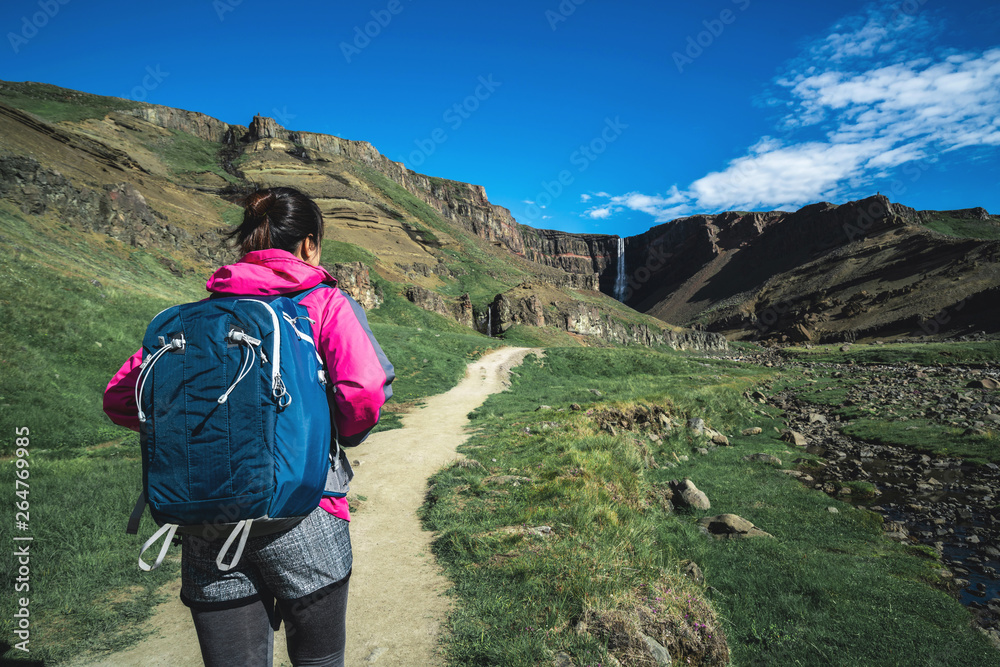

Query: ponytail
left=227, top=187, right=323, bottom=256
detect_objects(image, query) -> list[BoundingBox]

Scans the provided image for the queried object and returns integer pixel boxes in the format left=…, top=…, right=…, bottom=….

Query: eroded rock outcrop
left=330, top=262, right=382, bottom=310
left=0, top=152, right=228, bottom=266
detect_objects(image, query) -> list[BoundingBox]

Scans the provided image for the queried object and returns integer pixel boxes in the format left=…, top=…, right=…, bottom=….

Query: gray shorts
left=180, top=507, right=352, bottom=609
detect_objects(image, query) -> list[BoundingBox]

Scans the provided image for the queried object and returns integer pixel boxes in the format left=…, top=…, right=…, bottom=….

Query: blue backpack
left=126, top=286, right=344, bottom=571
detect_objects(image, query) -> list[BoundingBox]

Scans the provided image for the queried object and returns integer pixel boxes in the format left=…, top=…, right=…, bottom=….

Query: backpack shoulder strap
left=289, top=282, right=335, bottom=305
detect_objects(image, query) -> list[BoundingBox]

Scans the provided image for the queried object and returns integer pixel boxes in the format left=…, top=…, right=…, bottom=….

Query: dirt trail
left=68, top=346, right=536, bottom=667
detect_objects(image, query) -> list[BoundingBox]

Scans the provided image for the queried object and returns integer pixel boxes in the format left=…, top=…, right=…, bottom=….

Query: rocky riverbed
left=722, top=350, right=1000, bottom=647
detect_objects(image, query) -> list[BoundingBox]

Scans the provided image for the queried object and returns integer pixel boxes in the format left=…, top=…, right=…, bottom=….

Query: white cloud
left=592, top=5, right=1000, bottom=220
left=522, top=200, right=534, bottom=205
left=580, top=194, right=592, bottom=202
left=583, top=186, right=691, bottom=222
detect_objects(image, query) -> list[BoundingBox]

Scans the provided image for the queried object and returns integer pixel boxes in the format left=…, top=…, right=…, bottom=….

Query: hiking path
left=68, top=346, right=537, bottom=666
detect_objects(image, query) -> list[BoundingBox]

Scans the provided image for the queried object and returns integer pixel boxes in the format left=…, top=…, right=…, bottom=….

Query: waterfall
left=614, top=237, right=626, bottom=301
left=486, top=309, right=492, bottom=338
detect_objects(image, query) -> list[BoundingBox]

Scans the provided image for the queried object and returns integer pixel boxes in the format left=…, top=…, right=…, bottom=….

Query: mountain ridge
left=2, top=78, right=998, bottom=344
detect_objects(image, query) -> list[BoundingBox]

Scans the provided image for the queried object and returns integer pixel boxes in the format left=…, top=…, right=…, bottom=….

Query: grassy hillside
left=0, top=199, right=501, bottom=663
left=921, top=213, right=1000, bottom=240
left=0, top=80, right=142, bottom=123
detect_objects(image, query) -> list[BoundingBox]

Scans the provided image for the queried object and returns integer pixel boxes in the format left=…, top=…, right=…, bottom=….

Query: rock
left=528, top=525, right=554, bottom=537
left=781, top=430, right=808, bottom=447
left=698, top=514, right=773, bottom=539
left=967, top=379, right=1000, bottom=390
left=454, top=459, right=485, bottom=470
left=640, top=633, right=672, bottom=666
left=711, top=434, right=730, bottom=446
left=570, top=403, right=581, bottom=411
left=827, top=507, right=839, bottom=513
left=687, top=418, right=706, bottom=434
left=750, top=390, right=767, bottom=403
left=331, top=262, right=382, bottom=310
left=536, top=405, right=553, bottom=411
left=553, top=651, right=575, bottom=667
left=683, top=560, right=704, bottom=584
left=696, top=447, right=709, bottom=456
left=742, top=427, right=763, bottom=436
left=808, top=413, right=828, bottom=424
left=670, top=478, right=711, bottom=510
left=742, top=453, right=782, bottom=465
left=589, top=389, right=603, bottom=397
left=404, top=285, right=470, bottom=324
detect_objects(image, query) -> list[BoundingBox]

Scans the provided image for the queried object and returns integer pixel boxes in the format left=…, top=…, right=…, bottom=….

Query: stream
left=772, top=383, right=1000, bottom=640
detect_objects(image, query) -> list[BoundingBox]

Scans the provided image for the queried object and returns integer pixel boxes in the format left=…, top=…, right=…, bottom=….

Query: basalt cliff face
left=4, top=79, right=996, bottom=346
left=240, top=114, right=623, bottom=283
left=0, top=81, right=726, bottom=351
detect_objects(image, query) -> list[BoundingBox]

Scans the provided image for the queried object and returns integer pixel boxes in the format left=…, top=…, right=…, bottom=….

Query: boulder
left=698, top=514, right=773, bottom=539
left=781, top=430, right=808, bottom=447
left=967, top=379, right=1000, bottom=390
left=741, top=427, right=763, bottom=436
left=670, top=478, right=711, bottom=510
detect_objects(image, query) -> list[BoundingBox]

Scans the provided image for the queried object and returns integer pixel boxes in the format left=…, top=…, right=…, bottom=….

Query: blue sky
left=2, top=0, right=999, bottom=238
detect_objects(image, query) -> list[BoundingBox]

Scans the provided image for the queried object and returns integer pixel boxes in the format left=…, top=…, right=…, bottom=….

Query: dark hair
left=228, top=186, right=324, bottom=255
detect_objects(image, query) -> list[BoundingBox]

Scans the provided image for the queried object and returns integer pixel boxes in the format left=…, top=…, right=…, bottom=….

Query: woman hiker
left=104, top=186, right=395, bottom=667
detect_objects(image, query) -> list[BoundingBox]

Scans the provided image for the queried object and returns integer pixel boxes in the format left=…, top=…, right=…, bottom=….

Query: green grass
left=423, top=348, right=996, bottom=666
left=841, top=419, right=998, bottom=463
left=0, top=206, right=205, bottom=456
left=497, top=324, right=584, bottom=348
left=141, top=129, right=239, bottom=184
left=0, top=81, right=142, bottom=123
left=790, top=367, right=1000, bottom=464
left=1, top=457, right=180, bottom=664
left=783, top=341, right=1000, bottom=365
left=921, top=214, right=1000, bottom=240
left=322, top=239, right=379, bottom=267
left=0, top=195, right=504, bottom=662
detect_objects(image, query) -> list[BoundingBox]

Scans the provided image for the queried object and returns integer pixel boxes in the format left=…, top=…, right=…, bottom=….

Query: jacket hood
left=206, top=249, right=337, bottom=296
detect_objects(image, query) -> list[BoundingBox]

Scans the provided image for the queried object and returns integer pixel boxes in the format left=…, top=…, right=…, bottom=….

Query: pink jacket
left=103, top=249, right=395, bottom=521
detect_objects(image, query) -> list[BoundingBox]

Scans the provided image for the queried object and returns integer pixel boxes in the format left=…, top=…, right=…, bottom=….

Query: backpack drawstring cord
left=135, top=336, right=185, bottom=423
left=218, top=330, right=261, bottom=405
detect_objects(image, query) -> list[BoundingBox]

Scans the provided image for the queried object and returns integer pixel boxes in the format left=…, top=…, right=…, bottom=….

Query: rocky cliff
left=5, top=81, right=995, bottom=345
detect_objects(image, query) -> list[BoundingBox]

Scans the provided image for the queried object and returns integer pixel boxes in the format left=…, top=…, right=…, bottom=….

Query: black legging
left=190, top=576, right=349, bottom=667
